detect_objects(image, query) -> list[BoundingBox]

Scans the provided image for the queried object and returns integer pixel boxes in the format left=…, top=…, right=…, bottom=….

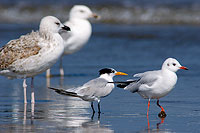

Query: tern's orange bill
left=115, top=72, right=128, bottom=75
left=179, top=66, right=188, bottom=70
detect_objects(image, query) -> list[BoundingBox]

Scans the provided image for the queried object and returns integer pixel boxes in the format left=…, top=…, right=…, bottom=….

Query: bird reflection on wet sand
left=23, top=103, right=35, bottom=125
left=78, top=118, right=113, bottom=133
left=46, top=95, right=113, bottom=132
left=23, top=103, right=27, bottom=125
left=46, top=75, right=64, bottom=88
left=147, top=115, right=166, bottom=133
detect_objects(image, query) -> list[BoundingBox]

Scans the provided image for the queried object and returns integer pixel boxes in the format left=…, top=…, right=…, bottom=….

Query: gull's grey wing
left=125, top=70, right=161, bottom=92
left=133, top=70, right=161, bottom=86
left=0, top=31, right=41, bottom=70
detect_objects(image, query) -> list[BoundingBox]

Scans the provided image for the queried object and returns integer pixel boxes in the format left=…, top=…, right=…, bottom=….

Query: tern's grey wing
left=75, top=78, right=108, bottom=97
left=125, top=70, right=160, bottom=92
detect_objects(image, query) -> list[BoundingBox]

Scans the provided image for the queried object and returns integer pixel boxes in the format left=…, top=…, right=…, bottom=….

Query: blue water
left=1, top=0, right=200, bottom=25
left=0, top=23, right=200, bottom=132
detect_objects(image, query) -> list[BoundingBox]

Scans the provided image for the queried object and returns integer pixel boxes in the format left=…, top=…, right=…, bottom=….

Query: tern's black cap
left=99, top=68, right=115, bottom=75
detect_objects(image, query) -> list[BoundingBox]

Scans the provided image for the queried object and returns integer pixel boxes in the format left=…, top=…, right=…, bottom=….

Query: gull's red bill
left=179, top=66, right=188, bottom=70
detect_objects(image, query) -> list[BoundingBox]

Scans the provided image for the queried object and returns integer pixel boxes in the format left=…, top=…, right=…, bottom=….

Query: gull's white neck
left=162, top=67, right=176, bottom=74
left=99, top=74, right=114, bottom=82
left=67, top=18, right=91, bottom=34
left=161, top=68, right=178, bottom=83
left=69, top=18, right=91, bottom=25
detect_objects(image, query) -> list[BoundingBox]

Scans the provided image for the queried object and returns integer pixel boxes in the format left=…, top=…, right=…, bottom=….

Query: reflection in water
left=48, top=96, right=113, bottom=132
left=31, top=103, right=35, bottom=124
left=46, top=75, right=64, bottom=88
left=0, top=75, right=114, bottom=132
left=23, top=103, right=27, bottom=125
left=147, top=115, right=166, bottom=133
left=60, top=76, right=64, bottom=87
left=48, top=96, right=91, bottom=127
left=157, top=118, right=165, bottom=130
left=46, top=77, right=51, bottom=88
left=74, top=119, right=113, bottom=133
left=0, top=95, right=113, bottom=132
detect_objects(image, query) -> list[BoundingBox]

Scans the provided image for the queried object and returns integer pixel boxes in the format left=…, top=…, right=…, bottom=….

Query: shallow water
left=0, top=23, right=200, bottom=132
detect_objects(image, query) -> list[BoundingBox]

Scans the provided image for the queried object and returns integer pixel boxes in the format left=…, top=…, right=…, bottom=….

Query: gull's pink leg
left=23, top=79, right=27, bottom=104
left=31, top=77, right=35, bottom=103
left=59, top=56, right=64, bottom=76
left=46, top=69, right=51, bottom=78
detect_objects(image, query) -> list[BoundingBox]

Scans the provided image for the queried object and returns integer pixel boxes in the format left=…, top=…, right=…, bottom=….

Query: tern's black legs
left=98, top=101, right=101, bottom=114
left=91, top=111, right=95, bottom=120
left=90, top=101, right=101, bottom=118
left=91, top=102, right=95, bottom=113
left=91, top=110, right=100, bottom=120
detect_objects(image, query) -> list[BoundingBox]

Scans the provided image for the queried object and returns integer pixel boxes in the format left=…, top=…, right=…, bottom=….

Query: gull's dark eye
left=167, top=63, right=169, bottom=66
left=80, top=10, right=85, bottom=13
left=173, top=63, right=176, bottom=66
left=55, top=22, right=60, bottom=26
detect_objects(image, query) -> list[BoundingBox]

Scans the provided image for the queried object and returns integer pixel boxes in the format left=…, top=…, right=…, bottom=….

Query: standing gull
left=116, top=58, right=188, bottom=117
left=49, top=68, right=127, bottom=114
left=0, top=16, right=70, bottom=103
left=46, top=5, right=99, bottom=77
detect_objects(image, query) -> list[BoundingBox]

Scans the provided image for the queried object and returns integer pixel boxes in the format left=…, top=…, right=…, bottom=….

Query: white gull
left=116, top=58, right=188, bottom=117
left=46, top=5, right=99, bottom=77
left=0, top=16, right=70, bottom=103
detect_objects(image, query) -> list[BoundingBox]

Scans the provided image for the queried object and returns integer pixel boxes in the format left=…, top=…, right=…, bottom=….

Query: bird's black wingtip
left=117, top=84, right=128, bottom=88
left=48, top=87, right=60, bottom=91
left=48, top=87, right=55, bottom=90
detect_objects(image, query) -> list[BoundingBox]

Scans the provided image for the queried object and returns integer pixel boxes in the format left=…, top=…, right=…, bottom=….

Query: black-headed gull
left=116, top=58, right=188, bottom=117
left=49, top=68, right=127, bottom=114
left=46, top=5, right=99, bottom=77
left=0, top=16, right=70, bottom=103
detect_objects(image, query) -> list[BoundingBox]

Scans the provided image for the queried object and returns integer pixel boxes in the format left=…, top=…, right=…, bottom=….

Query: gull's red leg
left=147, top=99, right=150, bottom=116
left=147, top=113, right=150, bottom=130
left=157, top=100, right=165, bottom=112
left=157, top=99, right=167, bottom=118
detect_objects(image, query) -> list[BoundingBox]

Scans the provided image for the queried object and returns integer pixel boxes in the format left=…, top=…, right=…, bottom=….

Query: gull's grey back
left=125, top=70, right=161, bottom=92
